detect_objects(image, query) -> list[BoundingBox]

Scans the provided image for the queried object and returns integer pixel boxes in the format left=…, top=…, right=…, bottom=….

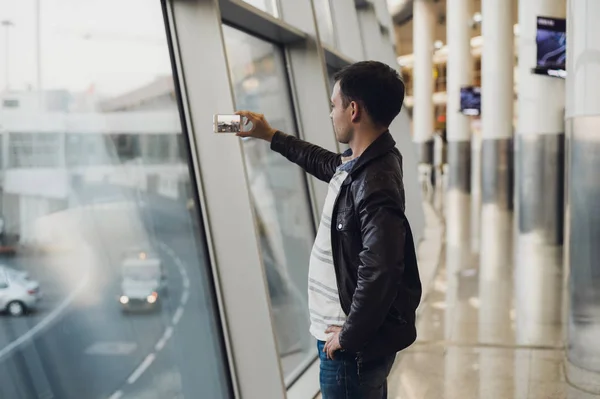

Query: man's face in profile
left=330, top=81, right=353, bottom=144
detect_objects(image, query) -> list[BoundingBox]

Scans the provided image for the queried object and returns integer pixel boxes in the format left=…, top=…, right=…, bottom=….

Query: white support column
left=565, top=0, right=600, bottom=392
left=445, top=0, right=474, bottom=274
left=479, top=0, right=514, bottom=281
left=446, top=0, right=473, bottom=144
left=514, top=0, right=565, bottom=349
left=412, top=0, right=435, bottom=164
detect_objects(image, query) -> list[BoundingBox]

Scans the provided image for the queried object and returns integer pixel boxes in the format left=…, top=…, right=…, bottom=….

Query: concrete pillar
left=445, top=0, right=474, bottom=274
left=565, top=0, right=600, bottom=392
left=515, top=0, right=565, bottom=349
left=412, top=0, right=435, bottom=165
left=480, top=0, right=514, bottom=281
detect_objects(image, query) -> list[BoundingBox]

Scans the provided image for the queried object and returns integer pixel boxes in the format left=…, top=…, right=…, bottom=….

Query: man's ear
left=350, top=101, right=361, bottom=123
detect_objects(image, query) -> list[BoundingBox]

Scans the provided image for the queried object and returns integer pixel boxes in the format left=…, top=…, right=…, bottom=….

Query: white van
left=0, top=266, right=42, bottom=316
left=118, top=250, right=165, bottom=312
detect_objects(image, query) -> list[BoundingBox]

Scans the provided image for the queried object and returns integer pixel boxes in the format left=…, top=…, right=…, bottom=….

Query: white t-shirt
left=308, top=156, right=357, bottom=341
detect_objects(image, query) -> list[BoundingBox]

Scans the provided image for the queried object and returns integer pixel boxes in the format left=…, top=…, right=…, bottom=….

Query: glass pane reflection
left=0, top=1, right=231, bottom=398
left=223, top=25, right=317, bottom=384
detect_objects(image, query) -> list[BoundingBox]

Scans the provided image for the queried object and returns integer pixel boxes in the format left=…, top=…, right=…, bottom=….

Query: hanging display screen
left=460, top=86, right=481, bottom=116
left=534, top=16, right=566, bottom=78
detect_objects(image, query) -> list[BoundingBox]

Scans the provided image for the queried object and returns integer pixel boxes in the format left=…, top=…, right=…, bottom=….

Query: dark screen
left=536, top=16, right=566, bottom=75
left=460, top=86, right=481, bottom=116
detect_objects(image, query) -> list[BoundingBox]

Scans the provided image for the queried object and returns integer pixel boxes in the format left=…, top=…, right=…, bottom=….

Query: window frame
left=223, top=24, right=321, bottom=386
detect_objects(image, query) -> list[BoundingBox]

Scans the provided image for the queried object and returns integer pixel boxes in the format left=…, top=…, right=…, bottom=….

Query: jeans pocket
left=358, top=355, right=396, bottom=389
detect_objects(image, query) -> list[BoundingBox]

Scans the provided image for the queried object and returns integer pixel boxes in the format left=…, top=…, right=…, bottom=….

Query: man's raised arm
left=236, top=111, right=341, bottom=182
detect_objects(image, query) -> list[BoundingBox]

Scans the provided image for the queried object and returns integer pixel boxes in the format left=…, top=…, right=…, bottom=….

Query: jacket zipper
left=330, top=176, right=351, bottom=313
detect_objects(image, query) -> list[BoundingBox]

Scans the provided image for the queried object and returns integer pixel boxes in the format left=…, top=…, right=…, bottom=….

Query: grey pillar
left=445, top=0, right=474, bottom=273
left=565, top=0, right=600, bottom=392
left=514, top=0, right=565, bottom=349
left=412, top=0, right=435, bottom=165
left=471, top=129, right=481, bottom=253
left=480, top=0, right=514, bottom=281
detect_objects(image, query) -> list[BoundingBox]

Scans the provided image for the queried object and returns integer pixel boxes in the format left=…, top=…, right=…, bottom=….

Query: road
left=0, top=183, right=232, bottom=399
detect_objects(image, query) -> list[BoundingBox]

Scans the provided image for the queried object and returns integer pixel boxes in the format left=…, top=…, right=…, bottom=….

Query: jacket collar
left=342, top=130, right=396, bottom=178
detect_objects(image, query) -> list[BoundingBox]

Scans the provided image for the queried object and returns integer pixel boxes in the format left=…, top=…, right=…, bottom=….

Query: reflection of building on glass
left=0, top=77, right=189, bottom=250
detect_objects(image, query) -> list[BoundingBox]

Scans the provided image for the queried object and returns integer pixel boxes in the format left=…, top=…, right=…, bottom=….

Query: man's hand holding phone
left=235, top=111, right=277, bottom=142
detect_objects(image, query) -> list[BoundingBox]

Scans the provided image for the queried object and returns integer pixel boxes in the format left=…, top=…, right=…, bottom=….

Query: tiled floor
left=386, top=234, right=599, bottom=399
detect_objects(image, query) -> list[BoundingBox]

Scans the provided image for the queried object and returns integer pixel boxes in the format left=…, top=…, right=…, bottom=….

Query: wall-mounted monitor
left=460, top=86, right=481, bottom=116
left=533, top=16, right=566, bottom=78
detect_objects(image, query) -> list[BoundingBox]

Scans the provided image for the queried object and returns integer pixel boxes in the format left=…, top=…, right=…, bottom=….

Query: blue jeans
left=317, top=340, right=396, bottom=399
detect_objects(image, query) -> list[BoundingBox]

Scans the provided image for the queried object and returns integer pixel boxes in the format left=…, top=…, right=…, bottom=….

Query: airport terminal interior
left=0, top=0, right=598, bottom=398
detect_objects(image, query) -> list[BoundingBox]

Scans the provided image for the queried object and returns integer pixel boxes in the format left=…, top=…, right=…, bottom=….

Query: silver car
left=0, top=266, right=41, bottom=316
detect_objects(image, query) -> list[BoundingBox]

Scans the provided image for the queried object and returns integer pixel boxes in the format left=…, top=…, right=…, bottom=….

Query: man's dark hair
left=333, top=61, right=405, bottom=128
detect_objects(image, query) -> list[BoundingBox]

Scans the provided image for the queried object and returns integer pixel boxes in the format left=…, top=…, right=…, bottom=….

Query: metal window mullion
left=219, top=0, right=307, bottom=44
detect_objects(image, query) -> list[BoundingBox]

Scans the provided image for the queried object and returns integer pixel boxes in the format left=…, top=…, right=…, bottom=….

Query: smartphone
left=213, top=114, right=242, bottom=133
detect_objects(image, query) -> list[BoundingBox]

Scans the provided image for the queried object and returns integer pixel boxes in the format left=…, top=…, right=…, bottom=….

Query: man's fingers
left=323, top=341, right=331, bottom=359
left=235, top=111, right=252, bottom=124
left=235, top=111, right=258, bottom=131
left=327, top=346, right=335, bottom=360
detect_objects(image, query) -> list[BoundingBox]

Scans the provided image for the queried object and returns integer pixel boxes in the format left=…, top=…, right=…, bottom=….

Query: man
left=237, top=61, right=421, bottom=399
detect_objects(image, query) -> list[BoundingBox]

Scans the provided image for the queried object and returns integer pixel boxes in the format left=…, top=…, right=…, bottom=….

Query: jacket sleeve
left=338, top=173, right=407, bottom=353
left=270, top=131, right=341, bottom=182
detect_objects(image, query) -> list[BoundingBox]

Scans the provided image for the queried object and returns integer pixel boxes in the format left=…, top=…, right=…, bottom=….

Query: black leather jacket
left=270, top=130, right=422, bottom=361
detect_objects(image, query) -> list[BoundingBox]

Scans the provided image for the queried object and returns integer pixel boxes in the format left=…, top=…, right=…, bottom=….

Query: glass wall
left=223, top=25, right=317, bottom=384
left=0, top=1, right=231, bottom=398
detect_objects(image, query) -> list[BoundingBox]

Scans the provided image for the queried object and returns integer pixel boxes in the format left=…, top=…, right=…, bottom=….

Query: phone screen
left=214, top=114, right=242, bottom=133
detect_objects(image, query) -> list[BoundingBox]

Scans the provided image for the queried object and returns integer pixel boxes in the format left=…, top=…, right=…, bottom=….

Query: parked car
left=0, top=266, right=42, bottom=316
